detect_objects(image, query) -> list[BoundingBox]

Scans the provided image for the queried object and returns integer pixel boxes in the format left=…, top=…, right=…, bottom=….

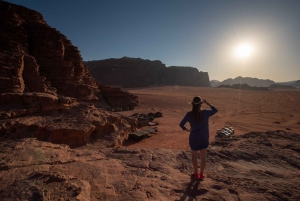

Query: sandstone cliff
left=0, top=1, right=138, bottom=147
left=0, top=1, right=138, bottom=107
left=162, top=66, right=211, bottom=87
left=85, top=57, right=211, bottom=88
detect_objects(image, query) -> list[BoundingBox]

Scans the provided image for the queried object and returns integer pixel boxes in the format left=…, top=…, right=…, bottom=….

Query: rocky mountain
left=217, top=83, right=269, bottom=91
left=291, top=80, right=300, bottom=87
left=0, top=1, right=138, bottom=148
left=211, top=76, right=275, bottom=87
left=210, top=80, right=220, bottom=87
left=274, top=80, right=300, bottom=88
left=276, top=80, right=297, bottom=85
left=84, top=57, right=211, bottom=88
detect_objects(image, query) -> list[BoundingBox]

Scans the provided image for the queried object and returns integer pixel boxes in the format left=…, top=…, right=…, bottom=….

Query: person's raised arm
left=203, top=99, right=218, bottom=116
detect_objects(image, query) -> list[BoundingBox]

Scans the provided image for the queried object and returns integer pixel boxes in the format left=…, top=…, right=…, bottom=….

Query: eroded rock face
left=0, top=103, right=137, bottom=148
left=0, top=131, right=299, bottom=200
left=163, top=66, right=211, bottom=87
left=0, top=1, right=139, bottom=147
left=97, top=82, right=139, bottom=109
left=85, top=57, right=211, bottom=88
left=0, top=1, right=99, bottom=100
left=0, top=93, right=77, bottom=120
left=0, top=1, right=138, bottom=107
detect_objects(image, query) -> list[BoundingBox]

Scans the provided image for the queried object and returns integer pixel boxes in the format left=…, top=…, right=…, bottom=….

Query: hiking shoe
left=199, top=174, right=205, bottom=180
left=191, top=173, right=200, bottom=180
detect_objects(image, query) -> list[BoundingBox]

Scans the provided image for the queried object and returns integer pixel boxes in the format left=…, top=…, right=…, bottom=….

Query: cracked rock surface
left=1, top=130, right=299, bottom=201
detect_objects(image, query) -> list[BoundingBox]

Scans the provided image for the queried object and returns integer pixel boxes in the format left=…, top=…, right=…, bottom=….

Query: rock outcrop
left=0, top=1, right=99, bottom=100
left=0, top=1, right=138, bottom=147
left=0, top=103, right=137, bottom=148
left=85, top=57, right=211, bottom=88
left=0, top=1, right=138, bottom=107
left=1, top=130, right=299, bottom=200
left=97, top=83, right=138, bottom=109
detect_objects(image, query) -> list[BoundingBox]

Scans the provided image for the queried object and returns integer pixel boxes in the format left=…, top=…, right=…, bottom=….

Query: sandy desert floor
left=119, top=86, right=300, bottom=150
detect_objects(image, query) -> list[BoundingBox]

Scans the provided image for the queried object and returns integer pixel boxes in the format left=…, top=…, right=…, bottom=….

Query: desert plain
left=73, top=86, right=300, bottom=200
left=118, top=86, right=300, bottom=150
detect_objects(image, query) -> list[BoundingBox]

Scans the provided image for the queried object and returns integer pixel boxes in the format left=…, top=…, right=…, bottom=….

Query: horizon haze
left=4, top=0, right=300, bottom=82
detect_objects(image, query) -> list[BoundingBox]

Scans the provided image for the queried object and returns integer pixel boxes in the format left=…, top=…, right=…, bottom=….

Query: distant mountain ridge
left=276, top=80, right=298, bottom=85
left=268, top=84, right=297, bottom=89
left=217, top=83, right=269, bottom=91
left=290, top=80, right=300, bottom=87
left=211, top=76, right=275, bottom=87
left=211, top=77, right=300, bottom=88
left=84, top=57, right=211, bottom=88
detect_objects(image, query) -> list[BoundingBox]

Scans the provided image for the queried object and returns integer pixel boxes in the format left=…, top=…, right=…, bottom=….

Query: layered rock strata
left=0, top=1, right=138, bottom=146
left=0, top=1, right=138, bottom=107
left=0, top=1, right=99, bottom=100
left=0, top=103, right=137, bottom=148
left=85, top=57, right=211, bottom=88
left=0, top=93, right=77, bottom=120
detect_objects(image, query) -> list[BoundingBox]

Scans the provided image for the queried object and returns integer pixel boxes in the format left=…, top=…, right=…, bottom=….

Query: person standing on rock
left=179, top=96, right=218, bottom=180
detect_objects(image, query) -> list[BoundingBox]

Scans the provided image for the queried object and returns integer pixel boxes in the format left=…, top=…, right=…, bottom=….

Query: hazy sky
left=5, top=0, right=300, bottom=82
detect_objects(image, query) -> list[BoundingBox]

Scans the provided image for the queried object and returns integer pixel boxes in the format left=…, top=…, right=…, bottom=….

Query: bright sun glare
left=234, top=43, right=254, bottom=59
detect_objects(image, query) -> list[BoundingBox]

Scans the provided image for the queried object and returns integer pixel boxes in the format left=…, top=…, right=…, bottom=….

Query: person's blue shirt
left=180, top=106, right=218, bottom=145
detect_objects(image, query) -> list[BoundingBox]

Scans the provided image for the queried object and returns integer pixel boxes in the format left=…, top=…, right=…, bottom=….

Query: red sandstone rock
left=0, top=1, right=138, bottom=108
left=0, top=131, right=299, bottom=200
left=97, top=82, right=139, bottom=108
left=0, top=1, right=139, bottom=150
left=0, top=103, right=137, bottom=148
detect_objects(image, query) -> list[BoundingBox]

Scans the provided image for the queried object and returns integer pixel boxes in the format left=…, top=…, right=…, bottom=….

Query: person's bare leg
left=191, top=150, right=198, bottom=174
left=199, top=149, right=206, bottom=175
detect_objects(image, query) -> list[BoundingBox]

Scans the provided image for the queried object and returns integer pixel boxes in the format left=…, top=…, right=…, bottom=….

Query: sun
left=234, top=43, right=254, bottom=59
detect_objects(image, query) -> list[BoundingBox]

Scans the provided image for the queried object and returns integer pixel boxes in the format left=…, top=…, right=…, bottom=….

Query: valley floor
left=118, top=86, right=300, bottom=150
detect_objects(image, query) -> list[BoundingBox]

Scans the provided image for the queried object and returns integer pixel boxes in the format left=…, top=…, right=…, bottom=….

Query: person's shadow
left=176, top=176, right=207, bottom=201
